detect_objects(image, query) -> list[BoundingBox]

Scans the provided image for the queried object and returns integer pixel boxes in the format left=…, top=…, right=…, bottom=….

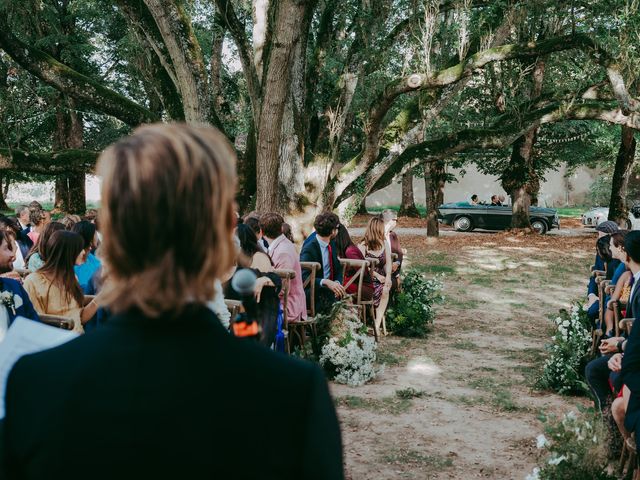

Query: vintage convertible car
left=437, top=202, right=560, bottom=234
left=581, top=205, right=640, bottom=230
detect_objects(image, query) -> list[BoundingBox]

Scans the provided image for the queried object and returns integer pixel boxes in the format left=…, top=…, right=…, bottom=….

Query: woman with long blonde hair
left=359, top=216, right=392, bottom=335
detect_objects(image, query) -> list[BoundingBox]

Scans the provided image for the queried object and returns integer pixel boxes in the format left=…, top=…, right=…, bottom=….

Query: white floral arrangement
left=526, top=410, right=614, bottom=480
left=0, top=291, right=22, bottom=315
left=537, top=302, right=592, bottom=395
left=319, top=304, right=377, bottom=387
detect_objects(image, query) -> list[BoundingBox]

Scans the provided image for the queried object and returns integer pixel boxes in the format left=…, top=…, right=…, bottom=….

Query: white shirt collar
left=316, top=236, right=329, bottom=249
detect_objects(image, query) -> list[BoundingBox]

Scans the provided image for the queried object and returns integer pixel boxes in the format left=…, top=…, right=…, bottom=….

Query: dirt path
left=334, top=232, right=594, bottom=479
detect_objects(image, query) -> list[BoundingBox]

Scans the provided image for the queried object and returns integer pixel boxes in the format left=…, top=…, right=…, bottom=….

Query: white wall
left=6, top=175, right=101, bottom=205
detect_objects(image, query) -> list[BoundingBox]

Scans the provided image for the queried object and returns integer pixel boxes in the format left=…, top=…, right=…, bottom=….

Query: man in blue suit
left=0, top=230, right=39, bottom=339
left=300, top=212, right=345, bottom=314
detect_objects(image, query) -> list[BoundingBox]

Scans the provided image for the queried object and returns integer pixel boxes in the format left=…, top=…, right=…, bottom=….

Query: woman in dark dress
left=334, top=224, right=374, bottom=302
left=358, top=217, right=392, bottom=335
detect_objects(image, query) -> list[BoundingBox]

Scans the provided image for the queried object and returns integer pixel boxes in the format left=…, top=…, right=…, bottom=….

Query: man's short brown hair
left=97, top=123, right=237, bottom=317
left=314, top=212, right=340, bottom=237
left=259, top=213, right=284, bottom=239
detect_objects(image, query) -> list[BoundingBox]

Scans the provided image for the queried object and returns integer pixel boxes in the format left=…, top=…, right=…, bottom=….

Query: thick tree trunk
left=608, top=126, right=637, bottom=226
left=424, top=161, right=445, bottom=237
left=357, top=199, right=368, bottom=215
left=398, top=171, right=420, bottom=217
left=255, top=0, right=306, bottom=213
left=54, top=177, right=69, bottom=211
left=503, top=59, right=545, bottom=229
left=53, top=96, right=85, bottom=213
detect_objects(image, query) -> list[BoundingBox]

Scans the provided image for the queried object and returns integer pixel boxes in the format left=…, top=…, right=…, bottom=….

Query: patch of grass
left=503, top=346, right=546, bottom=364
left=335, top=395, right=413, bottom=415
left=556, top=207, right=587, bottom=217
left=490, top=389, right=525, bottom=412
left=451, top=339, right=480, bottom=351
left=395, top=387, right=426, bottom=399
left=447, top=298, right=480, bottom=310
left=382, top=448, right=453, bottom=468
left=418, top=264, right=456, bottom=274
left=511, top=302, right=529, bottom=310
left=474, top=366, right=498, bottom=372
left=376, top=350, right=404, bottom=366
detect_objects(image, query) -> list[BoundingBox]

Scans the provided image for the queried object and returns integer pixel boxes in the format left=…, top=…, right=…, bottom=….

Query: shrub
left=536, top=302, right=592, bottom=395
left=386, top=270, right=443, bottom=337
left=318, top=302, right=378, bottom=386
left=526, top=408, right=615, bottom=480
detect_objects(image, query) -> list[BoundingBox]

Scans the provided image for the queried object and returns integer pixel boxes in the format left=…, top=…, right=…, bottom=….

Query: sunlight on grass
left=406, top=357, right=442, bottom=377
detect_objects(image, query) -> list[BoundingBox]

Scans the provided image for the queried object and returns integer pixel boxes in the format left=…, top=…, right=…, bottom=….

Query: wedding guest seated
left=587, top=221, right=620, bottom=308
left=334, top=224, right=373, bottom=302
left=72, top=220, right=102, bottom=293
left=60, top=214, right=82, bottom=230
left=300, top=212, right=345, bottom=314
left=587, top=234, right=620, bottom=322
left=602, top=231, right=631, bottom=336
left=0, top=229, right=39, bottom=340
left=15, top=205, right=30, bottom=233
left=381, top=209, right=403, bottom=298
left=358, top=216, right=392, bottom=334
left=282, top=222, right=295, bottom=243
left=23, top=230, right=99, bottom=333
left=26, top=208, right=46, bottom=245
left=243, top=212, right=268, bottom=251
left=25, top=221, right=66, bottom=271
left=237, top=223, right=272, bottom=272
left=490, top=195, right=501, bottom=206
left=0, top=216, right=31, bottom=270
left=260, top=213, right=307, bottom=322
left=470, top=194, right=479, bottom=205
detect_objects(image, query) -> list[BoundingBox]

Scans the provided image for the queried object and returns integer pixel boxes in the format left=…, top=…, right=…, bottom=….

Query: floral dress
left=364, top=247, right=386, bottom=307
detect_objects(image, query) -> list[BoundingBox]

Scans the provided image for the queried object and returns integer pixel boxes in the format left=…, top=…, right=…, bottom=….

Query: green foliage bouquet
left=386, top=270, right=444, bottom=337
left=526, top=409, right=615, bottom=480
left=536, top=302, right=592, bottom=395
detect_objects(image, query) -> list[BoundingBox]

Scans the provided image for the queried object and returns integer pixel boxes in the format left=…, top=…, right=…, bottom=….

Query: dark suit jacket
left=0, top=278, right=39, bottom=325
left=3, top=305, right=343, bottom=480
left=299, top=236, right=343, bottom=289
left=621, top=277, right=640, bottom=433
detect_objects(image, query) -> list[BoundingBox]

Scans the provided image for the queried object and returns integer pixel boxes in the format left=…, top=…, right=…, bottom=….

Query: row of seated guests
left=236, top=209, right=402, bottom=336
left=585, top=226, right=640, bottom=465
left=0, top=210, right=103, bottom=335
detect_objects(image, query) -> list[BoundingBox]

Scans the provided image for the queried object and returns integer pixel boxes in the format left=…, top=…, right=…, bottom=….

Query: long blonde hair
left=363, top=217, right=385, bottom=251
left=96, top=123, right=237, bottom=317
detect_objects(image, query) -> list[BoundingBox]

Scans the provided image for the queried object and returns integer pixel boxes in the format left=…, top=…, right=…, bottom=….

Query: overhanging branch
left=0, top=149, right=99, bottom=174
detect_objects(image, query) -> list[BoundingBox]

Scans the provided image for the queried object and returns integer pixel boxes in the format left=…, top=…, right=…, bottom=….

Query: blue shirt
left=74, top=253, right=101, bottom=294
left=611, top=262, right=628, bottom=286
left=316, top=237, right=331, bottom=280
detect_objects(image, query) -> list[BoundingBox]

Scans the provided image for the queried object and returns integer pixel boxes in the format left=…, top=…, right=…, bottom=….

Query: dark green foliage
left=386, top=270, right=443, bottom=338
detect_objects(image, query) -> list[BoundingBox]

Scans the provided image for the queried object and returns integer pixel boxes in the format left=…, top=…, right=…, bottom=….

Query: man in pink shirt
left=259, top=213, right=307, bottom=322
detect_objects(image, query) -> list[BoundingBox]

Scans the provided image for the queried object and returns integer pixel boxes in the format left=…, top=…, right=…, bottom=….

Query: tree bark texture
left=398, top=171, right=420, bottom=217
left=143, top=0, right=211, bottom=124
left=255, top=0, right=306, bottom=213
left=608, top=126, right=637, bottom=226
left=424, top=161, right=445, bottom=237
left=503, top=59, right=545, bottom=229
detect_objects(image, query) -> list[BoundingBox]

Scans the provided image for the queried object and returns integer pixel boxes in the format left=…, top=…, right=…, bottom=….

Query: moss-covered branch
left=0, top=149, right=99, bottom=174
left=0, top=18, right=158, bottom=127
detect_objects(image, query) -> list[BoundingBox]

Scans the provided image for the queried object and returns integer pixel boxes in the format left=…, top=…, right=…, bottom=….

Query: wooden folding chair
left=590, top=273, right=608, bottom=355
left=339, top=258, right=367, bottom=305
left=274, top=269, right=296, bottom=354
left=289, top=261, right=321, bottom=358
left=39, top=314, right=75, bottom=330
left=362, top=257, right=380, bottom=341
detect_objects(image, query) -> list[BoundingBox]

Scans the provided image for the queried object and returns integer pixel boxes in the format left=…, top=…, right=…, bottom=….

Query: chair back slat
left=300, top=262, right=321, bottom=318
left=39, top=314, right=75, bottom=330
left=339, top=258, right=366, bottom=304
left=274, top=269, right=295, bottom=328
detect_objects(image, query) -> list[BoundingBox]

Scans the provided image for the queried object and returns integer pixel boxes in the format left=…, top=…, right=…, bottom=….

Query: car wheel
left=626, top=219, right=633, bottom=230
left=453, top=216, right=473, bottom=232
left=531, top=219, right=547, bottom=234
